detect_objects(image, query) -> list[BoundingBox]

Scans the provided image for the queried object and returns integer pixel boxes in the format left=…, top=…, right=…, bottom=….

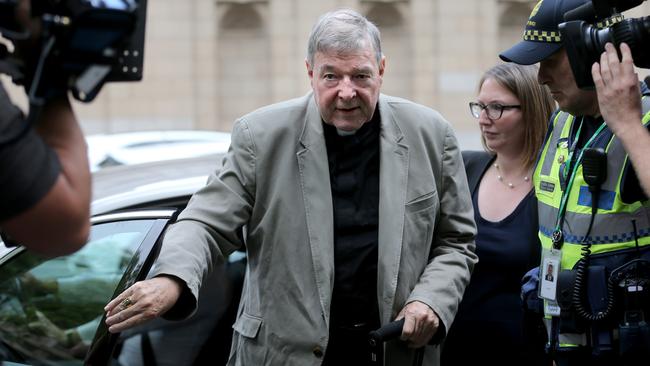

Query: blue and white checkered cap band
left=523, top=30, right=561, bottom=42
left=522, top=14, right=625, bottom=43
left=596, top=14, right=624, bottom=28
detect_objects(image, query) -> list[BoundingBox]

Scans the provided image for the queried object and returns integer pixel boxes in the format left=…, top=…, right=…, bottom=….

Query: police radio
left=611, top=257, right=650, bottom=361
left=570, top=148, right=650, bottom=360
left=572, top=148, right=616, bottom=321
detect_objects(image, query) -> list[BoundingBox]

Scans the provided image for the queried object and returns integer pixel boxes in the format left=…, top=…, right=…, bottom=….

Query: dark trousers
left=323, top=324, right=376, bottom=366
left=554, top=347, right=619, bottom=366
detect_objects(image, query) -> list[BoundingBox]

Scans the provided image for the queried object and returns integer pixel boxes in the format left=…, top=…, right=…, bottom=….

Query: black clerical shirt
left=323, top=113, right=381, bottom=331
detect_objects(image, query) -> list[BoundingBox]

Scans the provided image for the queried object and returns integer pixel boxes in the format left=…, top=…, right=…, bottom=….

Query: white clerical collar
left=336, top=128, right=356, bottom=136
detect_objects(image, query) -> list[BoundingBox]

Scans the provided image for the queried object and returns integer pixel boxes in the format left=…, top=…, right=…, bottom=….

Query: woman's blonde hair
left=478, top=63, right=556, bottom=170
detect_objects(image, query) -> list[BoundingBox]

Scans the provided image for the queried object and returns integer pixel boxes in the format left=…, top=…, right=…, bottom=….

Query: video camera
left=0, top=0, right=147, bottom=103
left=559, top=0, right=649, bottom=89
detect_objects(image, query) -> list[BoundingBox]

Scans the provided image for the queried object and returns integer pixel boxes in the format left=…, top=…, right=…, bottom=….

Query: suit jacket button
left=313, top=346, right=324, bottom=358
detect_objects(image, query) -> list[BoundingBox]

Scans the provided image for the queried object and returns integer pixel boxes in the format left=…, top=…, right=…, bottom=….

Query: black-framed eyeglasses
left=469, top=102, right=521, bottom=120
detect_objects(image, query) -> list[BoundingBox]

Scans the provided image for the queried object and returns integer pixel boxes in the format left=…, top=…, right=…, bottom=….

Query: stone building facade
left=7, top=0, right=650, bottom=149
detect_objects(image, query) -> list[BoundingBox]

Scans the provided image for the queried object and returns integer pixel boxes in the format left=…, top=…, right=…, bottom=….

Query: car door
left=0, top=210, right=173, bottom=366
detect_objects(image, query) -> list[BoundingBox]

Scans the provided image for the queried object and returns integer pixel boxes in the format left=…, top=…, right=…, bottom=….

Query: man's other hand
left=397, top=300, right=440, bottom=348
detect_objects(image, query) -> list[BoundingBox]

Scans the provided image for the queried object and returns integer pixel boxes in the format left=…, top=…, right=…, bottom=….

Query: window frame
left=0, top=209, right=176, bottom=365
left=85, top=210, right=175, bottom=364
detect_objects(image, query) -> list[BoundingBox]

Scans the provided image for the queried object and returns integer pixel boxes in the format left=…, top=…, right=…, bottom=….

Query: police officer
left=499, top=0, right=650, bottom=365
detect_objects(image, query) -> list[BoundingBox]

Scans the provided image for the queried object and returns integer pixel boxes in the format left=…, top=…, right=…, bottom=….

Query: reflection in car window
left=0, top=220, right=157, bottom=365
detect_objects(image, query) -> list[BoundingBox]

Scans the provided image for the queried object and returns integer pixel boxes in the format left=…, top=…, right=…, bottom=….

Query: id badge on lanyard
left=539, top=247, right=561, bottom=301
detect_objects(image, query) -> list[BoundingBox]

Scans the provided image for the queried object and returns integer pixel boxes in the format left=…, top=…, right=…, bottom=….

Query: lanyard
left=551, top=121, right=608, bottom=249
left=561, top=121, right=583, bottom=182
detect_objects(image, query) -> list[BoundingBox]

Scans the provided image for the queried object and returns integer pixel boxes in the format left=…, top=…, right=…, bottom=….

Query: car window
left=0, top=219, right=158, bottom=365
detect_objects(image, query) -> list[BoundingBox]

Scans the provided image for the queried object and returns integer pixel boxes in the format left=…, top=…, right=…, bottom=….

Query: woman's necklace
left=493, top=163, right=530, bottom=189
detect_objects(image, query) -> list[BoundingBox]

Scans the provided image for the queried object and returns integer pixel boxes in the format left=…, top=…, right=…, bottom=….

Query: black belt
left=332, top=321, right=375, bottom=333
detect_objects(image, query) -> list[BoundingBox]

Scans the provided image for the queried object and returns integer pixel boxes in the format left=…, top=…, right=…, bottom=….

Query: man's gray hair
left=307, top=9, right=382, bottom=66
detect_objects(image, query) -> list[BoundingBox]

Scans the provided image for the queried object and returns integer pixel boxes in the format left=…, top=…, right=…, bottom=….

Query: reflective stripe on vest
left=543, top=318, right=587, bottom=346
left=534, top=96, right=650, bottom=270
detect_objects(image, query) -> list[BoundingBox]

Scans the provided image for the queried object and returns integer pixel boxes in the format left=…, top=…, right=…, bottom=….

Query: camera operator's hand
left=592, top=43, right=642, bottom=136
left=9, top=0, right=68, bottom=97
left=6, top=0, right=41, bottom=60
left=592, top=42, right=650, bottom=197
left=396, top=300, right=440, bottom=348
left=14, top=0, right=37, bottom=33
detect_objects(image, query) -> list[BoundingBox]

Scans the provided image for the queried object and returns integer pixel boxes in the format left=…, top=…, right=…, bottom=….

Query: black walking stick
left=368, top=318, right=426, bottom=366
left=368, top=319, right=405, bottom=364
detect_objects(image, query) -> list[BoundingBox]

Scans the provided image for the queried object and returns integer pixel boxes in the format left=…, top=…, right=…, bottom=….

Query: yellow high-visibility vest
left=535, top=96, right=650, bottom=271
left=534, top=96, right=650, bottom=347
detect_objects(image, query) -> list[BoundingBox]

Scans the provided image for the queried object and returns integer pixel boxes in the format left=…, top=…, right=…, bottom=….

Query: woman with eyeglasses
left=441, top=63, right=555, bottom=366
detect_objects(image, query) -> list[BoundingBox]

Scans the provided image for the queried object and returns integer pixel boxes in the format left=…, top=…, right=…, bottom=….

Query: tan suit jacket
left=155, top=93, right=477, bottom=365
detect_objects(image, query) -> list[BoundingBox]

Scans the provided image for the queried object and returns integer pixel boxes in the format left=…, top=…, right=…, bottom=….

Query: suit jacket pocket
left=405, top=191, right=437, bottom=214
left=403, top=191, right=438, bottom=271
left=233, top=312, right=263, bottom=339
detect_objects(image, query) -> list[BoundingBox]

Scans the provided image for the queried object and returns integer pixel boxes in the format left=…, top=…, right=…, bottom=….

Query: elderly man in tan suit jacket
left=105, top=9, right=477, bottom=366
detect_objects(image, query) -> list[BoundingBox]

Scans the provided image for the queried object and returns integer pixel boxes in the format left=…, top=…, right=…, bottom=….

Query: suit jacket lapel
left=296, top=94, right=335, bottom=325
left=376, top=95, right=409, bottom=324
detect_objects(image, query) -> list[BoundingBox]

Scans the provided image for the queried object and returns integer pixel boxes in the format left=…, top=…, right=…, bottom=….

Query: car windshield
left=0, top=219, right=157, bottom=365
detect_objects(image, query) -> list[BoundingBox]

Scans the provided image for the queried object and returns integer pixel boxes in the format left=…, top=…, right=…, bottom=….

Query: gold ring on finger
left=120, top=297, right=134, bottom=309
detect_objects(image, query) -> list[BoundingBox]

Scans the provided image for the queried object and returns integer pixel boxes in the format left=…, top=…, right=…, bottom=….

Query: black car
left=0, top=154, right=244, bottom=365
